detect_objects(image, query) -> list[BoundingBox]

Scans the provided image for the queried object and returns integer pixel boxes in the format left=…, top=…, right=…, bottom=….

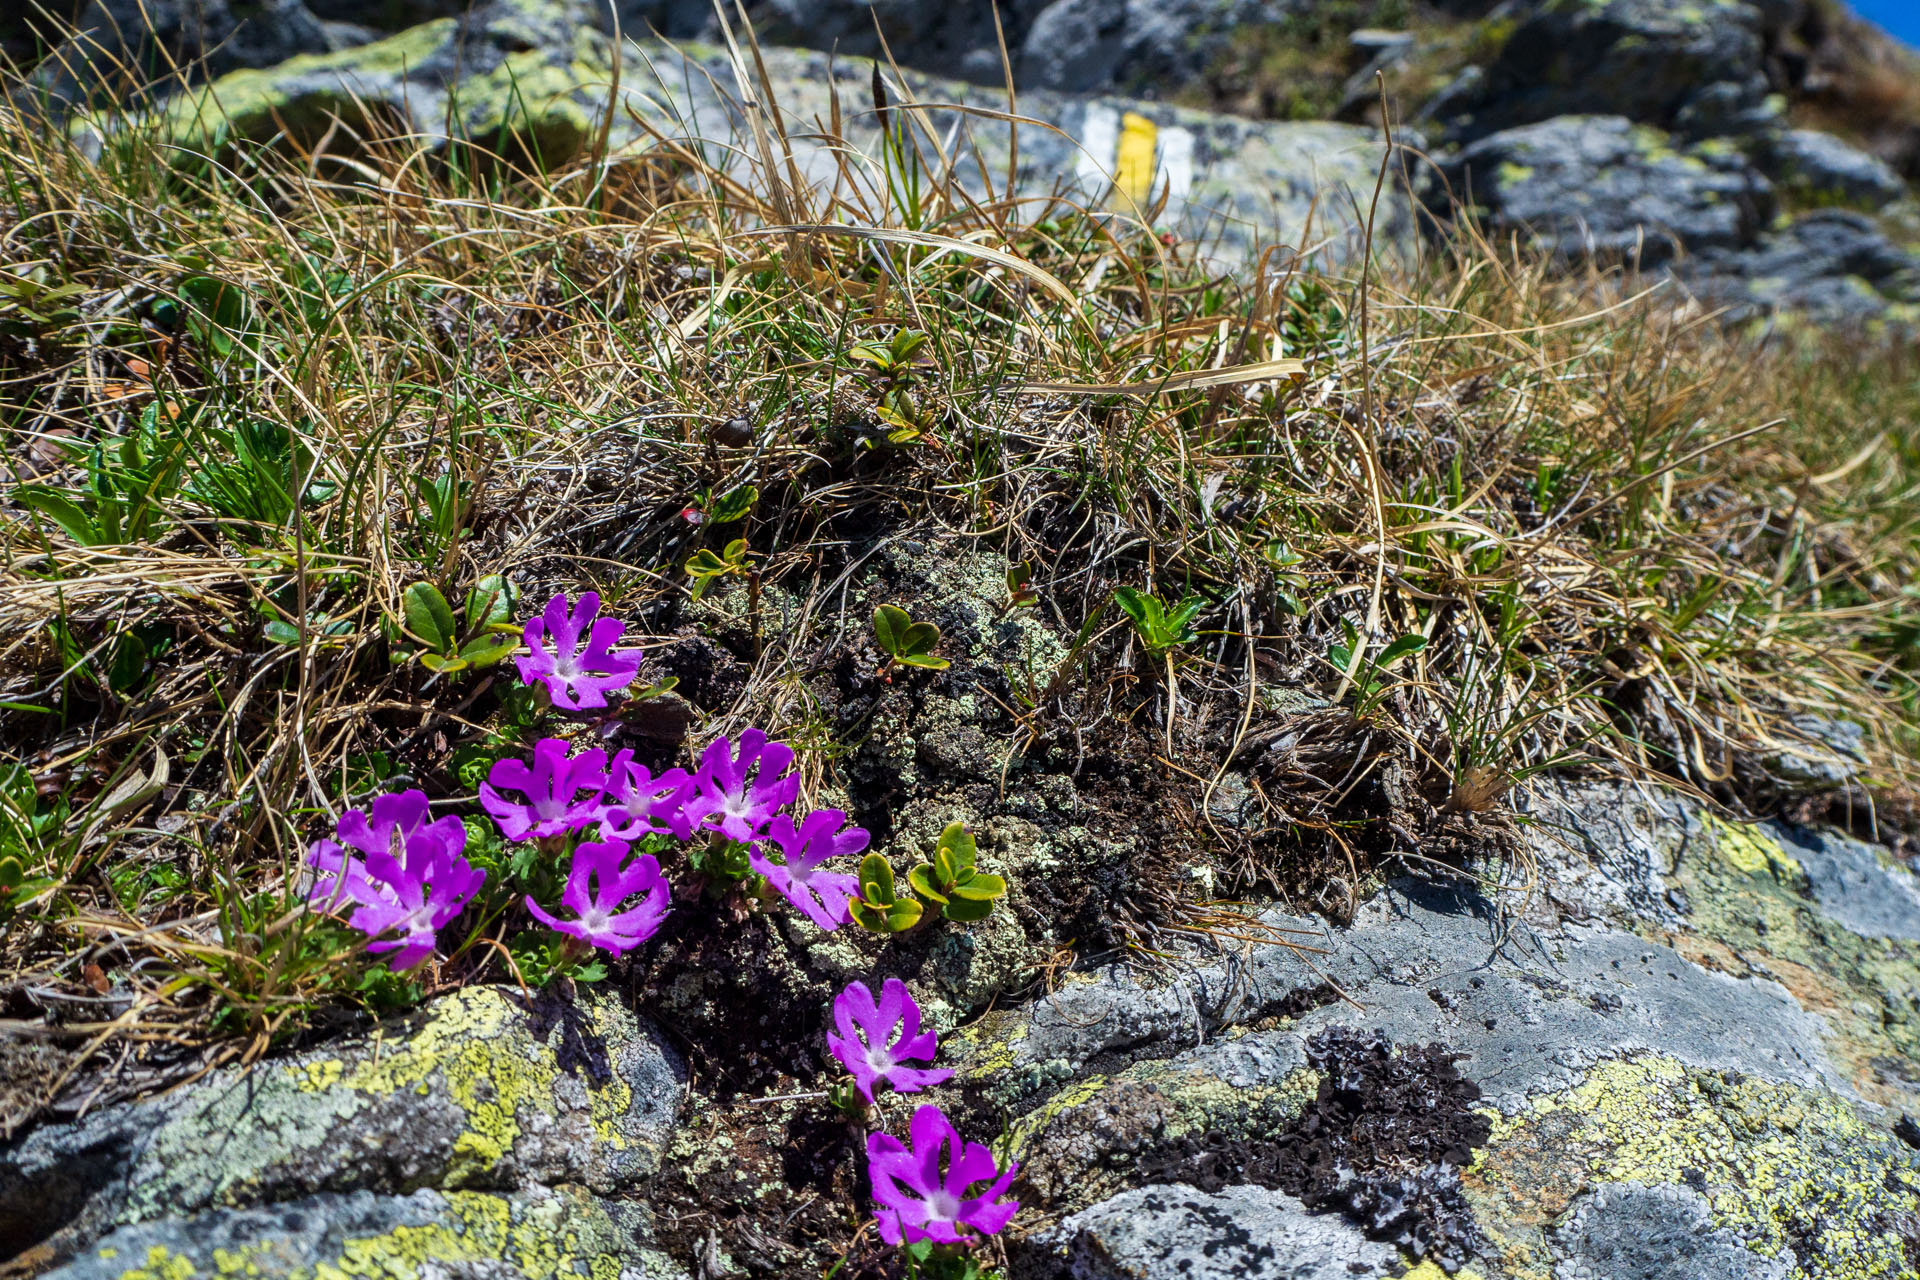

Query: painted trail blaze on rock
left=3, top=986, right=684, bottom=1271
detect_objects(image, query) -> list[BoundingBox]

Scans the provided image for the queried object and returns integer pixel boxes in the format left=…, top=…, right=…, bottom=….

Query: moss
left=1477, top=1056, right=1920, bottom=1279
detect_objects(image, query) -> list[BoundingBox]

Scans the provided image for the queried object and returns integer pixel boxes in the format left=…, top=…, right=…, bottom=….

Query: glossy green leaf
left=874, top=604, right=910, bottom=658
left=458, top=633, right=519, bottom=669
left=402, top=582, right=457, bottom=653
left=464, top=574, right=514, bottom=631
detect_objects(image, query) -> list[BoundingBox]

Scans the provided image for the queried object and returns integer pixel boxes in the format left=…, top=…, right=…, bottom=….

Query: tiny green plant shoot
left=847, top=329, right=937, bottom=445
left=393, top=576, right=520, bottom=677
left=685, top=537, right=752, bottom=601
left=1113, top=586, right=1205, bottom=756
left=1328, top=620, right=1428, bottom=719
left=849, top=852, right=924, bottom=932
left=1002, top=561, right=1038, bottom=613
left=874, top=604, right=949, bottom=676
left=907, top=823, right=1005, bottom=923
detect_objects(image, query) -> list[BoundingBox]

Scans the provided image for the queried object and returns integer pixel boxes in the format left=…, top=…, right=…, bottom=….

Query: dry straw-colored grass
left=1, top=20, right=1918, bottom=1106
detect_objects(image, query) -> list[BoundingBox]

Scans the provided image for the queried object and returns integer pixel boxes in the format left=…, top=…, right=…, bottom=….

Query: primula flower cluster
left=305, top=790, right=485, bottom=970
left=826, top=979, right=1019, bottom=1248
left=309, top=590, right=869, bottom=971
left=490, top=593, right=870, bottom=954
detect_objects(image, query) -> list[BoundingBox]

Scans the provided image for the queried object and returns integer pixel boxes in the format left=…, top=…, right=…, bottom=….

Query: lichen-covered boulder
left=1764, top=129, right=1910, bottom=210
left=43, top=1185, right=687, bottom=1280
left=1, top=985, right=682, bottom=1265
left=1435, top=0, right=1778, bottom=142
left=150, top=14, right=1411, bottom=267
left=1445, top=115, right=1774, bottom=265
left=948, top=780, right=1920, bottom=1278
left=158, top=0, right=616, bottom=165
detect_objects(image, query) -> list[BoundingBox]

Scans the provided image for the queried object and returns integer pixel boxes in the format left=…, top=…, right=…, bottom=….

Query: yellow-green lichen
left=306, top=1191, right=617, bottom=1280
left=1482, top=1056, right=1920, bottom=1279
left=119, top=1246, right=197, bottom=1280
left=1701, top=813, right=1804, bottom=884
left=290, top=988, right=634, bottom=1186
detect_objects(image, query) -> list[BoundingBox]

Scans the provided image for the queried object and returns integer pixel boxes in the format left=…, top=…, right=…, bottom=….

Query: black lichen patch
left=1141, top=1027, right=1490, bottom=1270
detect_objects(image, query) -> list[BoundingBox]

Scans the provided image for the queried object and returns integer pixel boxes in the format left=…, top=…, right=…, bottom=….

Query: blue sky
left=1852, top=0, right=1920, bottom=48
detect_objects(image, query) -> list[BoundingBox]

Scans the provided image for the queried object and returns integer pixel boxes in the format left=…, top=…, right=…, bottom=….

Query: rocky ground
left=4, top=2, right=1920, bottom=1278
left=7, top=541, right=1920, bottom=1279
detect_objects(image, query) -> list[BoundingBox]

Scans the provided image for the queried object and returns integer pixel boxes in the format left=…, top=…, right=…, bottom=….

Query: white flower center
left=926, top=1192, right=960, bottom=1223
left=866, top=1042, right=895, bottom=1074
left=581, top=908, right=611, bottom=935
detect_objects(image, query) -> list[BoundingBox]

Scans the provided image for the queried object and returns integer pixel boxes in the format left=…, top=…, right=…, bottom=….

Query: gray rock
left=1436, top=0, right=1772, bottom=140
left=1515, top=776, right=1695, bottom=928
left=1766, top=128, right=1909, bottom=209
left=43, top=1185, right=689, bottom=1280
left=1, top=985, right=683, bottom=1261
left=1447, top=115, right=1774, bottom=265
left=31, top=0, right=333, bottom=109
left=1016, top=0, right=1296, bottom=96
left=1683, top=208, right=1920, bottom=321
left=958, top=873, right=1847, bottom=1115
left=1552, top=1182, right=1791, bottom=1280
left=1760, top=712, right=1869, bottom=788
left=1770, top=824, right=1920, bottom=942
left=1040, top=1183, right=1399, bottom=1279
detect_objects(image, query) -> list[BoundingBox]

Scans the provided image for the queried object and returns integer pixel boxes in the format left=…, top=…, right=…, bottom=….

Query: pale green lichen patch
left=1670, top=819, right=1920, bottom=1110
left=1474, top=1056, right=1920, bottom=1280
left=295, top=987, right=637, bottom=1186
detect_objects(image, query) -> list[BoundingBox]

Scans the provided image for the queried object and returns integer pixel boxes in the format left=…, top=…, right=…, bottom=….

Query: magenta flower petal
left=524, top=839, right=671, bottom=955
left=748, top=809, right=869, bottom=931
left=515, top=591, right=643, bottom=710
left=681, top=729, right=801, bottom=844
left=305, top=789, right=485, bottom=971
left=865, top=1104, right=1019, bottom=1246
left=598, top=750, right=693, bottom=841
left=825, top=978, right=953, bottom=1104
left=480, top=738, right=608, bottom=841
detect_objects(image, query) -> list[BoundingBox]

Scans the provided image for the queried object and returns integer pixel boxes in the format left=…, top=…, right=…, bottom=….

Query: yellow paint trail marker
left=1114, top=112, right=1159, bottom=204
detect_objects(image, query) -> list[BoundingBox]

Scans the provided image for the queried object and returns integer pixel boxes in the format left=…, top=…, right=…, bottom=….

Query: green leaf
left=1375, top=634, right=1429, bottom=670
left=951, top=872, right=1006, bottom=901
left=941, top=894, right=995, bottom=923
left=899, top=621, right=941, bottom=657
left=874, top=604, right=910, bottom=659
left=1112, top=586, right=1150, bottom=630
left=402, top=582, right=457, bottom=653
left=935, top=822, right=976, bottom=873
left=17, top=487, right=102, bottom=545
left=418, top=652, right=468, bottom=674
left=897, top=652, right=950, bottom=670
left=858, top=852, right=898, bottom=904
left=906, top=863, right=947, bottom=904
left=464, top=574, right=514, bottom=631
left=686, top=549, right=729, bottom=575
left=707, top=484, right=758, bottom=524
left=458, top=633, right=519, bottom=669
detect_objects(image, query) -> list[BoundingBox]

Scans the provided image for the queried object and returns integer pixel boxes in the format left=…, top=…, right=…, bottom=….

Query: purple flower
left=524, top=838, right=671, bottom=954
left=515, top=591, right=643, bottom=710
left=681, top=728, right=800, bottom=844
left=866, top=1104, right=1020, bottom=1247
left=480, top=738, right=608, bottom=841
left=826, top=978, right=953, bottom=1104
left=598, top=750, right=693, bottom=842
left=306, top=790, right=485, bottom=970
left=748, top=808, right=866, bottom=931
